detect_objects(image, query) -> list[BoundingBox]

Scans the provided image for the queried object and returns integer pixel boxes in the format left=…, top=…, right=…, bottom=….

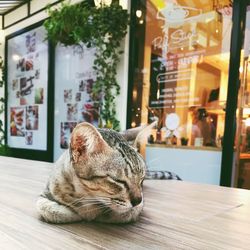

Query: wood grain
left=0, top=156, right=250, bottom=249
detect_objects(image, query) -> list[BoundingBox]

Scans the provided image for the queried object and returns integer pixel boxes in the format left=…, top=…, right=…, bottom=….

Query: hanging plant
left=44, top=1, right=129, bottom=130
left=0, top=56, right=10, bottom=156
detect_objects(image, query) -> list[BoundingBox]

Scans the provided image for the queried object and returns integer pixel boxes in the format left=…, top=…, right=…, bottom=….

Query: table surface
left=0, top=156, right=250, bottom=250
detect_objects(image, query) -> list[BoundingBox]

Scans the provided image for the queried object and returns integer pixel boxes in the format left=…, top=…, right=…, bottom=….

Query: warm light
left=12, top=54, right=20, bottom=61
left=239, top=66, right=244, bottom=73
left=245, top=117, right=250, bottom=127
left=215, top=29, right=219, bottom=33
left=139, top=20, right=144, bottom=24
left=157, top=89, right=160, bottom=99
left=136, top=10, right=142, bottom=18
left=243, top=108, right=250, bottom=116
left=131, top=122, right=136, bottom=127
left=180, top=47, right=184, bottom=51
left=137, top=108, right=140, bottom=111
left=132, top=89, right=137, bottom=100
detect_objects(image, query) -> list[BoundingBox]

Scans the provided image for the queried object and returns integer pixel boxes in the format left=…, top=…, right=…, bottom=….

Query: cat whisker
left=71, top=201, right=103, bottom=207
left=80, top=202, right=110, bottom=207
left=74, top=201, right=112, bottom=209
left=69, top=196, right=110, bottom=206
left=88, top=205, right=112, bottom=214
left=77, top=203, right=112, bottom=213
left=102, top=207, right=112, bottom=215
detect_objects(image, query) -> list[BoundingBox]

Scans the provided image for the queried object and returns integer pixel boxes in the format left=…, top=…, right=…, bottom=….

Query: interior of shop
left=128, top=0, right=250, bottom=186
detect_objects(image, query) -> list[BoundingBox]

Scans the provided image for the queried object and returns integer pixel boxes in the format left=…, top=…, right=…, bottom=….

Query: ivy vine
left=44, top=1, right=129, bottom=130
left=0, top=56, right=10, bottom=156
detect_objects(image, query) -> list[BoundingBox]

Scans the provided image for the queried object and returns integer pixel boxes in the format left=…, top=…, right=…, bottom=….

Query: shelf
left=146, top=143, right=222, bottom=152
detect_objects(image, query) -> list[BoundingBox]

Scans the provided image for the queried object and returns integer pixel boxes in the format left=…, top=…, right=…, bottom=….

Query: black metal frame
left=126, top=0, right=136, bottom=129
left=220, top=0, right=250, bottom=186
left=4, top=20, right=55, bottom=162
left=127, top=0, right=146, bottom=129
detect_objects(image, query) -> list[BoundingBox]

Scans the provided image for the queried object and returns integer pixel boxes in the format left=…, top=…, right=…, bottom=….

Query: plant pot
left=181, top=138, right=189, bottom=146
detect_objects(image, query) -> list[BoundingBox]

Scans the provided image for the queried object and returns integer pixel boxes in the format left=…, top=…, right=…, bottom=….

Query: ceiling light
left=136, top=10, right=142, bottom=18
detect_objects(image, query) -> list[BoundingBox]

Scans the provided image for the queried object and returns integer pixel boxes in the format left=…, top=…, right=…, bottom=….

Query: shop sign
left=154, top=3, right=202, bottom=56
left=149, top=3, right=207, bottom=110
left=152, top=28, right=198, bottom=56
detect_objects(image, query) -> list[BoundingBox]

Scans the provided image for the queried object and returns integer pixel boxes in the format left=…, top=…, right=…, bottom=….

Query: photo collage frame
left=54, top=44, right=100, bottom=160
left=7, top=25, right=48, bottom=150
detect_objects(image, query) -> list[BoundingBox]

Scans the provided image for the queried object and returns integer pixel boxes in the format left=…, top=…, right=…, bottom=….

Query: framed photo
left=54, top=43, right=100, bottom=161
left=5, top=21, right=54, bottom=161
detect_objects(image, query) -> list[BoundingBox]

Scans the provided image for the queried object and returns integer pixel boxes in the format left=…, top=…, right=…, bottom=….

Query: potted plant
left=44, top=1, right=129, bottom=130
left=180, top=137, right=189, bottom=146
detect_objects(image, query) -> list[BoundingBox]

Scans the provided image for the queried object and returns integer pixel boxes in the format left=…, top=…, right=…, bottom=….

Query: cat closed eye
left=107, top=176, right=129, bottom=189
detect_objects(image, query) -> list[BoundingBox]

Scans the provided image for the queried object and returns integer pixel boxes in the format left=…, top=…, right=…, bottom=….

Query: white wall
left=115, top=0, right=130, bottom=131
left=0, top=0, right=130, bottom=146
left=146, top=145, right=222, bottom=185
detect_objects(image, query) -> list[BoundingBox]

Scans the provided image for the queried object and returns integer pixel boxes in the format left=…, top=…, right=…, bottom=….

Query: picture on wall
left=54, top=43, right=100, bottom=160
left=6, top=24, right=48, bottom=150
left=10, top=107, right=25, bottom=137
left=60, top=122, right=77, bottom=149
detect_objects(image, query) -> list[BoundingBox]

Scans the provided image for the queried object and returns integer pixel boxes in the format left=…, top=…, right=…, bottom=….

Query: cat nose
left=131, top=196, right=142, bottom=207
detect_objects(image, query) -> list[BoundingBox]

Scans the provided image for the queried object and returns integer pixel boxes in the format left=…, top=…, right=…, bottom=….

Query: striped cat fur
left=36, top=122, right=180, bottom=224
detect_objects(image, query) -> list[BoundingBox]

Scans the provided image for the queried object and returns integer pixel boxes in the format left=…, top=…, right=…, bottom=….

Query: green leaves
left=44, top=3, right=94, bottom=45
left=44, top=1, right=129, bottom=131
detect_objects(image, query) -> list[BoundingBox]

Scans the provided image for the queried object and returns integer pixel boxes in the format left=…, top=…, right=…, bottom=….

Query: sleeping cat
left=37, top=122, right=148, bottom=223
left=37, top=122, right=180, bottom=224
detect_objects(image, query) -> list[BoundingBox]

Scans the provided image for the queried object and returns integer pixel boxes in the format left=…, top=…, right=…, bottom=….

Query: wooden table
left=0, top=156, right=250, bottom=250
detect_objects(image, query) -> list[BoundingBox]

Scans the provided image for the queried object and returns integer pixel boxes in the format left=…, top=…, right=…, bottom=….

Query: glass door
left=128, top=0, right=233, bottom=185
left=234, top=4, right=250, bottom=189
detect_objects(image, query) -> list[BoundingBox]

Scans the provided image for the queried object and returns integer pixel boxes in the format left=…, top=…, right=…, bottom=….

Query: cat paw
left=36, top=196, right=82, bottom=224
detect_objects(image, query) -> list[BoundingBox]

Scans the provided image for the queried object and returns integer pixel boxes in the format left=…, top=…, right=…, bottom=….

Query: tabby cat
left=37, top=122, right=180, bottom=224
left=37, top=121, right=179, bottom=223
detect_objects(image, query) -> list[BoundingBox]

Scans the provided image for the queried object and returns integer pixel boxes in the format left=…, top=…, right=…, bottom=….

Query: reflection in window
left=130, top=0, right=232, bottom=152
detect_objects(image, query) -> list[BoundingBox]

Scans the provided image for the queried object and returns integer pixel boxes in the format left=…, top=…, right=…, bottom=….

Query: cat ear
left=70, top=122, right=110, bottom=163
left=120, top=119, right=158, bottom=149
left=119, top=125, right=147, bottom=142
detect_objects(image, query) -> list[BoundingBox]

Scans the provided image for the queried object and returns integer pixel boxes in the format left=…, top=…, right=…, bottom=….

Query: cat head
left=69, top=122, right=154, bottom=223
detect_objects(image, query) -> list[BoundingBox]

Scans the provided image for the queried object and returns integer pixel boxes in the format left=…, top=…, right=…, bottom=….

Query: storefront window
left=129, top=0, right=233, bottom=184
left=235, top=4, right=250, bottom=189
